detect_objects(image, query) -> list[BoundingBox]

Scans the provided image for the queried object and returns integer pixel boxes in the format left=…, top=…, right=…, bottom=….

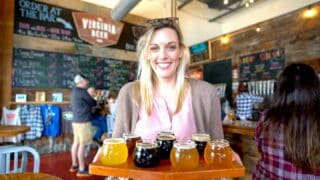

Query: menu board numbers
left=13, top=48, right=137, bottom=89
left=239, top=49, right=285, bottom=81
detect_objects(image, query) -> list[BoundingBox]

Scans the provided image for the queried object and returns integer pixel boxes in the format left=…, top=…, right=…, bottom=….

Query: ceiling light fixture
left=245, top=2, right=250, bottom=8
left=224, top=0, right=229, bottom=5
left=221, top=36, right=230, bottom=44
left=256, top=27, right=261, bottom=32
left=249, top=0, right=254, bottom=3
left=303, top=6, right=317, bottom=18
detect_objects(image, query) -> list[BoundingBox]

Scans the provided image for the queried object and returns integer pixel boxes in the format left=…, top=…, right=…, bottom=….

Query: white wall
left=179, top=12, right=222, bottom=46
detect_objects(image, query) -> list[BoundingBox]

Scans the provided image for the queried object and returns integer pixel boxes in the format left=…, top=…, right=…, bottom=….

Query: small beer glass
left=191, top=133, right=210, bottom=156
left=133, top=139, right=160, bottom=168
left=123, top=133, right=141, bottom=157
left=204, top=139, right=233, bottom=169
left=170, top=140, right=199, bottom=170
left=100, top=138, right=128, bottom=166
left=156, top=132, right=176, bottom=159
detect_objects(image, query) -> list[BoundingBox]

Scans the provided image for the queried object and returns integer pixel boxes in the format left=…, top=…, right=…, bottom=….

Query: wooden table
left=0, top=172, right=61, bottom=180
left=0, top=125, right=30, bottom=138
left=90, top=158, right=245, bottom=180
left=223, top=121, right=257, bottom=137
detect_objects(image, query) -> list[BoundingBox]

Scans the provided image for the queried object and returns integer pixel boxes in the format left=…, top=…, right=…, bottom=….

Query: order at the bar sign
left=72, top=12, right=124, bottom=47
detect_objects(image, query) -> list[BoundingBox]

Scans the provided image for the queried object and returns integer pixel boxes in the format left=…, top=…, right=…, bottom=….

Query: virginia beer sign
left=72, top=12, right=124, bottom=47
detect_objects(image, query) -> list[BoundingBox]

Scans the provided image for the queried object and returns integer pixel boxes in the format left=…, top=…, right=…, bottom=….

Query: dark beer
left=156, top=133, right=176, bottom=159
left=123, top=133, right=141, bottom=157
left=191, top=133, right=210, bottom=156
left=133, top=140, right=160, bottom=168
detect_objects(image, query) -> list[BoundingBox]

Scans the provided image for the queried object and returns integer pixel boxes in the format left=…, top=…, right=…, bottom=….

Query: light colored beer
left=100, top=138, right=128, bottom=166
left=170, top=140, right=199, bottom=170
left=204, top=139, right=233, bottom=169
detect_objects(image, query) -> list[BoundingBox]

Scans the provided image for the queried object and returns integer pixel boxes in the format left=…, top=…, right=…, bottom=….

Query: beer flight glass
left=156, top=132, right=176, bottom=159
left=133, top=139, right=160, bottom=167
left=204, top=139, right=233, bottom=169
left=100, top=138, right=128, bottom=166
left=170, top=140, right=199, bottom=170
left=123, top=133, right=141, bottom=157
left=191, top=133, right=210, bottom=156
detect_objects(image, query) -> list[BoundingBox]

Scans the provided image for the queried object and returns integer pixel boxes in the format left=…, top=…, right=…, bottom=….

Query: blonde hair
left=134, top=23, right=190, bottom=116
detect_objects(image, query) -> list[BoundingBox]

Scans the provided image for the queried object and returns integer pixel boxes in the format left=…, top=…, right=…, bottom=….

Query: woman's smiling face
left=148, top=27, right=181, bottom=81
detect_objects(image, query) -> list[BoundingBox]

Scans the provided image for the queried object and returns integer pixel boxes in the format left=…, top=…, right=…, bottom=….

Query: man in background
left=236, top=82, right=264, bottom=120
left=70, top=74, right=96, bottom=177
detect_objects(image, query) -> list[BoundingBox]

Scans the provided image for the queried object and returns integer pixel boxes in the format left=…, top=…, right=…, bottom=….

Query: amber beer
left=100, top=138, right=128, bottom=166
left=204, top=139, right=233, bottom=169
left=123, top=133, right=141, bottom=157
left=133, top=140, right=160, bottom=167
left=191, top=133, right=210, bottom=156
left=170, top=140, right=199, bottom=170
left=156, top=133, right=176, bottom=159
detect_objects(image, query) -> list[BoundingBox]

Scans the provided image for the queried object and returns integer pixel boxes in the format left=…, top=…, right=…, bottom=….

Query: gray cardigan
left=112, top=78, right=223, bottom=139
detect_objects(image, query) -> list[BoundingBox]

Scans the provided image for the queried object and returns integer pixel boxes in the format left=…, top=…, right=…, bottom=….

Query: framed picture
left=52, top=92, right=63, bottom=102
left=15, top=94, right=27, bottom=102
left=35, top=91, right=46, bottom=102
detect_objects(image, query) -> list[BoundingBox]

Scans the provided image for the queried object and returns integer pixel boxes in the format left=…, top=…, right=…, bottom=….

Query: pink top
left=135, top=89, right=196, bottom=140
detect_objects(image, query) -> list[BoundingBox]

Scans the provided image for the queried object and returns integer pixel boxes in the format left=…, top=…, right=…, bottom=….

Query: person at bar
left=93, top=18, right=242, bottom=165
left=70, top=74, right=97, bottom=177
left=253, top=63, right=320, bottom=179
left=236, top=82, right=264, bottom=120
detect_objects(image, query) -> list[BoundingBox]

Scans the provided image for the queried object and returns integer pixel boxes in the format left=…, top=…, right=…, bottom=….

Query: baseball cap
left=74, top=74, right=87, bottom=84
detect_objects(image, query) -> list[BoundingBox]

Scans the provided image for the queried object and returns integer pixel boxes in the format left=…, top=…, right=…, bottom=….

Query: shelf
left=10, top=101, right=70, bottom=105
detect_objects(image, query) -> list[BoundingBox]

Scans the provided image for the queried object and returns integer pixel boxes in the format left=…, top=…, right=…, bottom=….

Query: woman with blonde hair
left=112, top=20, right=222, bottom=140
left=93, top=19, right=242, bottom=166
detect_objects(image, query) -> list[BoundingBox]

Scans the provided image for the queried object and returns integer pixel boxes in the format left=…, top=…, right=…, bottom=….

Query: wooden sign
left=72, top=12, right=124, bottom=47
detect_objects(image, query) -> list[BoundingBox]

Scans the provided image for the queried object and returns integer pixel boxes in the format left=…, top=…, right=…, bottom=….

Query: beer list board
left=239, top=49, right=285, bottom=81
left=14, top=0, right=146, bottom=51
left=13, top=48, right=137, bottom=90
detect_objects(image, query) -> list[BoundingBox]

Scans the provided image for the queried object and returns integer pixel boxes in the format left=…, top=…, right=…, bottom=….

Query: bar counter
left=223, top=120, right=257, bottom=137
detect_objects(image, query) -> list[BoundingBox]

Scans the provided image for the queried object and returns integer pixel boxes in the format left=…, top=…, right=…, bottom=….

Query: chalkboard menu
left=14, top=0, right=146, bottom=51
left=239, top=49, right=285, bottom=81
left=189, top=41, right=209, bottom=63
left=13, top=48, right=137, bottom=90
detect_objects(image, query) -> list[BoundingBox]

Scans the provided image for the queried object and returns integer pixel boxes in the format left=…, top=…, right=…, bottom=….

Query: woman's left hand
left=232, top=150, right=243, bottom=166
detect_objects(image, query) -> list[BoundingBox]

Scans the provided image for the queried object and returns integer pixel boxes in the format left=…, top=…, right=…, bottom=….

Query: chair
left=0, top=145, right=40, bottom=174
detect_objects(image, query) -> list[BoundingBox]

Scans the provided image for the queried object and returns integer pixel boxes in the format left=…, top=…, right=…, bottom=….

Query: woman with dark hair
left=253, top=63, right=320, bottom=179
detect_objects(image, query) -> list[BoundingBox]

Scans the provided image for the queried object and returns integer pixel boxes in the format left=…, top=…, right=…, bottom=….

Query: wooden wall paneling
left=13, top=35, right=137, bottom=61
left=208, top=3, right=320, bottom=73
left=0, top=0, right=14, bottom=111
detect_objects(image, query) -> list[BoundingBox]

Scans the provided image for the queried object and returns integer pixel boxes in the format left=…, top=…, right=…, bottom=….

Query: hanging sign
left=72, top=12, right=124, bottom=47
